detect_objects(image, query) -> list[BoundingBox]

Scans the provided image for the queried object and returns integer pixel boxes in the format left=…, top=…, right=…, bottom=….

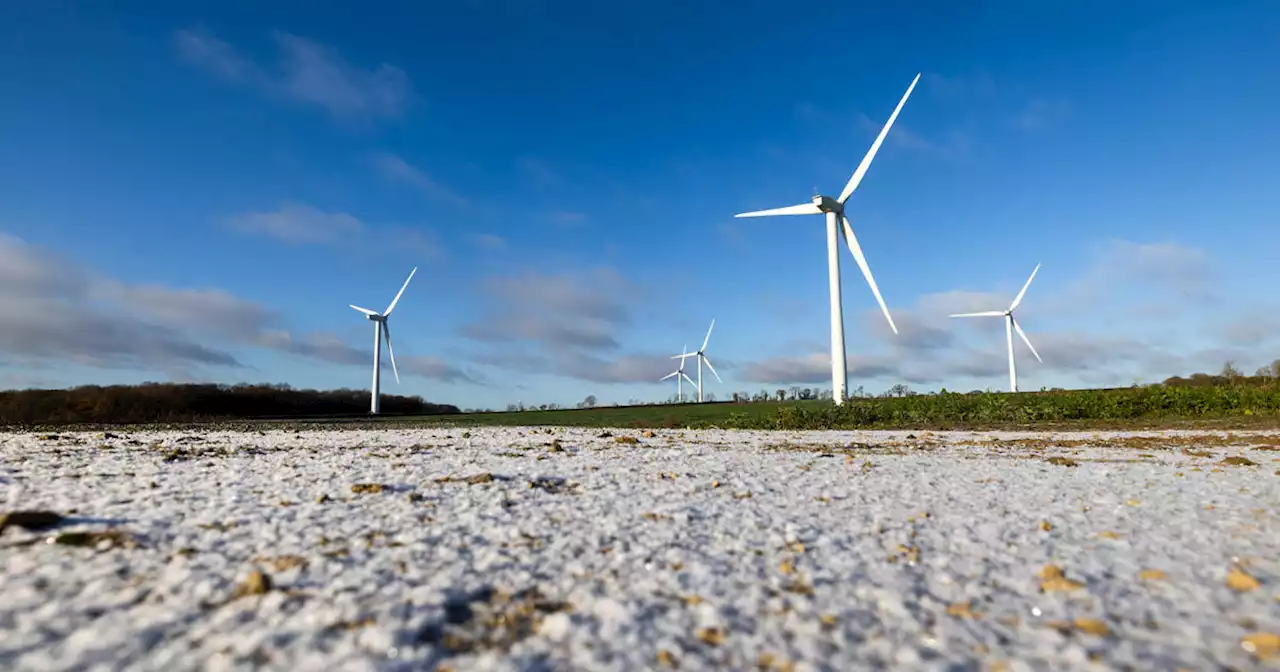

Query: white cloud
left=225, top=202, right=443, bottom=259
left=737, top=238, right=1273, bottom=391
left=459, top=267, right=678, bottom=384
left=1012, top=98, right=1071, bottom=131
left=548, top=210, right=588, bottom=226
left=855, top=114, right=972, bottom=159
left=0, top=233, right=468, bottom=383
left=516, top=156, right=562, bottom=188
left=739, top=352, right=900, bottom=385
left=174, top=29, right=413, bottom=120
left=470, top=233, right=507, bottom=250
left=227, top=202, right=364, bottom=245
left=370, top=153, right=471, bottom=208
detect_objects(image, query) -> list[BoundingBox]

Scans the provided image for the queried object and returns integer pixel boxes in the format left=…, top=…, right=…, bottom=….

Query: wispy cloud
left=1012, top=98, right=1071, bottom=132
left=1215, top=305, right=1280, bottom=348
left=370, top=152, right=471, bottom=208
left=474, top=349, right=676, bottom=385
left=227, top=202, right=364, bottom=246
left=547, top=210, right=588, bottom=227
left=739, top=352, right=900, bottom=386
left=225, top=202, right=443, bottom=258
left=517, top=156, right=562, bottom=189
left=471, top=233, right=507, bottom=250
left=736, top=238, right=1270, bottom=391
left=755, top=293, right=813, bottom=321
left=174, top=29, right=413, bottom=121
left=460, top=268, right=630, bottom=350
left=460, top=267, right=673, bottom=385
left=855, top=114, right=972, bottom=158
left=0, top=232, right=467, bottom=383
left=1050, top=239, right=1215, bottom=315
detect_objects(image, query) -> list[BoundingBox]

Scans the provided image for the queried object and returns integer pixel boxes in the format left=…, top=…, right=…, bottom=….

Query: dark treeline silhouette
left=0, top=382, right=460, bottom=426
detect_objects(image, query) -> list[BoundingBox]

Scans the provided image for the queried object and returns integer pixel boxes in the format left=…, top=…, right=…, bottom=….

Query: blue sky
left=2, top=0, right=1279, bottom=410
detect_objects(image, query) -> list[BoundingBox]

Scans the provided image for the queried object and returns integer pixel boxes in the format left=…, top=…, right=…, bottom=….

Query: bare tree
left=884, top=383, right=911, bottom=398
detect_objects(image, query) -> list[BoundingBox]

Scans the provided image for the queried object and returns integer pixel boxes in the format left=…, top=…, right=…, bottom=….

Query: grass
left=14, top=382, right=1280, bottom=433
left=370, top=383, right=1280, bottom=431
left=401, top=400, right=818, bottom=429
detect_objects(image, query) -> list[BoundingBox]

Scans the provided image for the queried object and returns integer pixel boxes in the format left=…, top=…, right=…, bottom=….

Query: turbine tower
left=349, top=267, right=417, bottom=414
left=734, top=73, right=920, bottom=405
left=660, top=344, right=698, bottom=402
left=674, top=319, right=721, bottom=402
left=949, top=263, right=1043, bottom=392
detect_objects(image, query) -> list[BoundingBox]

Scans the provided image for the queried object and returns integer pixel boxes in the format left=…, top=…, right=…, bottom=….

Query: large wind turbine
left=673, top=319, right=721, bottom=403
left=734, top=73, right=920, bottom=405
left=660, top=344, right=698, bottom=402
left=349, top=267, right=417, bottom=414
left=949, top=264, right=1043, bottom=393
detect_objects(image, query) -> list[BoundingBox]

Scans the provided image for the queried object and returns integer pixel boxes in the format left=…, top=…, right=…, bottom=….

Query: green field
left=402, top=400, right=817, bottom=428
left=14, top=380, right=1280, bottom=432
left=369, top=382, right=1280, bottom=431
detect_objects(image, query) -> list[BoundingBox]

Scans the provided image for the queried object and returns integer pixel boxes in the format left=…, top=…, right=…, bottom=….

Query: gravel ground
left=1, top=426, right=1278, bottom=671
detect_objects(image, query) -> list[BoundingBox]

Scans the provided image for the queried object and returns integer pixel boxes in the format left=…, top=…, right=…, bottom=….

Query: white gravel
left=1, top=426, right=1278, bottom=671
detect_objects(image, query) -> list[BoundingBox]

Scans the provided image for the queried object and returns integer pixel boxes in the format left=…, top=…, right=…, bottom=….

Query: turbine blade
left=661, top=371, right=678, bottom=381
left=701, top=319, right=715, bottom=353
left=671, top=353, right=696, bottom=360
left=838, top=73, right=921, bottom=204
left=703, top=356, right=722, bottom=383
left=1012, top=318, right=1042, bottom=362
left=350, top=304, right=378, bottom=316
left=681, top=372, right=697, bottom=387
left=841, top=215, right=897, bottom=334
left=382, top=322, right=400, bottom=384
left=949, top=311, right=1005, bottom=318
left=733, top=202, right=822, bottom=218
left=384, top=266, right=418, bottom=316
left=1009, top=263, right=1041, bottom=311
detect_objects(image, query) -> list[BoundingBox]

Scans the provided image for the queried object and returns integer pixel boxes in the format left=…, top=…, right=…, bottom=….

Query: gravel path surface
left=1, top=427, right=1278, bottom=671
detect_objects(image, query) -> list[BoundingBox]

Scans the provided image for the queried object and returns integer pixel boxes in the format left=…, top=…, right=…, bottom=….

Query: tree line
left=3, top=359, right=1274, bottom=426
left=496, top=359, right=1280, bottom=413
left=0, top=382, right=460, bottom=426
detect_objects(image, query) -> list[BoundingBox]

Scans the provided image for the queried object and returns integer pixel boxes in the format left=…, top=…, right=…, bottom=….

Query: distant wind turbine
left=674, top=319, right=721, bottom=403
left=349, top=267, right=417, bottom=414
left=660, top=344, right=698, bottom=402
left=735, top=73, right=920, bottom=405
left=949, top=263, right=1043, bottom=393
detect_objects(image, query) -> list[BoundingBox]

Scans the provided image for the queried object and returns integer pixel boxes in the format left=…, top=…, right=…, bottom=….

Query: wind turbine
left=660, top=344, right=698, bottom=402
left=349, top=267, right=417, bottom=414
left=674, top=319, right=721, bottom=403
left=949, top=263, right=1043, bottom=393
left=734, top=73, right=920, bottom=405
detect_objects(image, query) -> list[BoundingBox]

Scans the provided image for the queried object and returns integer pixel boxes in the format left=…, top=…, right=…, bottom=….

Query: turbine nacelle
left=350, top=305, right=388, bottom=323
left=812, top=194, right=842, bottom=213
